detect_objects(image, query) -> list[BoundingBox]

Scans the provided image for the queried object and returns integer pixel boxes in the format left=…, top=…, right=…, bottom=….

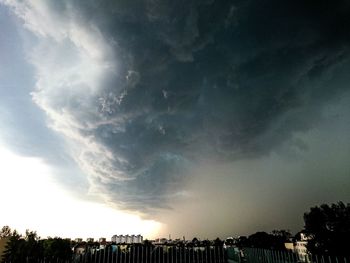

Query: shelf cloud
left=3, top=0, right=350, bottom=221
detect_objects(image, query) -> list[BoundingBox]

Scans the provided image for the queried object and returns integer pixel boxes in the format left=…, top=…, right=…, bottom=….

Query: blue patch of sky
left=0, top=5, right=70, bottom=166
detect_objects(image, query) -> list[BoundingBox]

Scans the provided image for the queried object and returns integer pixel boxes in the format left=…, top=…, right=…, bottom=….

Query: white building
left=111, top=234, right=143, bottom=244
left=284, top=232, right=312, bottom=262
left=126, top=235, right=132, bottom=243
left=295, top=233, right=310, bottom=262
left=134, top=235, right=143, bottom=243
left=111, top=235, right=119, bottom=243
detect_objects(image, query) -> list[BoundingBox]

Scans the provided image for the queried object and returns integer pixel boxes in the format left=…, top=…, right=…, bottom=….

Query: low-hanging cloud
left=3, top=0, right=350, bottom=216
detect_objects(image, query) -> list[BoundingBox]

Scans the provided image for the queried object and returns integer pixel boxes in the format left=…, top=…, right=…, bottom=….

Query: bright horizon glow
left=0, top=144, right=162, bottom=240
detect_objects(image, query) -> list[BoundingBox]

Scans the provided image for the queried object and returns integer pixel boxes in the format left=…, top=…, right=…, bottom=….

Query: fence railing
left=75, top=246, right=227, bottom=263
left=242, top=248, right=350, bottom=263
left=2, top=246, right=349, bottom=263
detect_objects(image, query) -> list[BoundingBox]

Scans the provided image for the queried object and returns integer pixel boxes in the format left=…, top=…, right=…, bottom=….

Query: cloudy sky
left=1, top=0, right=350, bottom=240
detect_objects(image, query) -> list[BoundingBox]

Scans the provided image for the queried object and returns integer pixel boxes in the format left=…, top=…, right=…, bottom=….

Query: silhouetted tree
left=236, top=236, right=249, bottom=248
left=191, top=237, right=199, bottom=246
left=271, top=229, right=292, bottom=250
left=224, top=237, right=235, bottom=246
left=303, top=201, right=350, bottom=256
left=1, top=227, right=72, bottom=263
left=24, top=230, right=43, bottom=261
left=248, top=232, right=272, bottom=249
left=214, top=237, right=224, bottom=246
left=143, top=239, right=153, bottom=246
left=2, top=229, right=23, bottom=263
left=43, top=237, right=72, bottom=261
left=0, top=226, right=12, bottom=238
left=201, top=239, right=211, bottom=247
left=247, top=231, right=289, bottom=250
left=271, top=230, right=292, bottom=240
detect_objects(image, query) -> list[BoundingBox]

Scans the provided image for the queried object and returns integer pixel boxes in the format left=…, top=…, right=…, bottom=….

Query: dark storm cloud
left=6, top=0, right=350, bottom=213
left=77, top=0, right=350, bottom=211
left=75, top=0, right=350, bottom=210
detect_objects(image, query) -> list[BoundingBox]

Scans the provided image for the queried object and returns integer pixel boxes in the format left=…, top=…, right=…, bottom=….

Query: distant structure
left=284, top=232, right=310, bottom=262
left=99, top=238, right=107, bottom=249
left=111, top=234, right=143, bottom=244
left=294, top=233, right=309, bottom=261
left=154, top=238, right=168, bottom=244
left=86, top=238, right=94, bottom=243
left=99, top=238, right=107, bottom=244
left=73, top=243, right=86, bottom=255
left=75, top=238, right=83, bottom=243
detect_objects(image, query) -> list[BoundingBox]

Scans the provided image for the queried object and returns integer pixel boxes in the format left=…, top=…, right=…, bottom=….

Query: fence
left=2, top=246, right=349, bottom=263
left=242, top=248, right=350, bottom=263
left=75, top=246, right=227, bottom=263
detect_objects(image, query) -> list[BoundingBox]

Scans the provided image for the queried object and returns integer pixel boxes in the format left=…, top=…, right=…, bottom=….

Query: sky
left=0, top=0, right=350, bottom=240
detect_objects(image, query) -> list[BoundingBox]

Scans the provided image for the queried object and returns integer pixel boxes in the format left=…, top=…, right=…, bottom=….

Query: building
left=295, top=233, right=310, bottom=262
left=111, top=234, right=122, bottom=243
left=133, top=235, right=143, bottom=243
left=73, top=245, right=86, bottom=255
left=126, top=235, right=132, bottom=244
left=73, top=244, right=86, bottom=255
left=111, top=234, right=143, bottom=244
left=87, top=238, right=94, bottom=243
left=284, top=232, right=311, bottom=262
left=284, top=242, right=294, bottom=251
left=154, top=238, right=168, bottom=244
left=75, top=238, right=83, bottom=243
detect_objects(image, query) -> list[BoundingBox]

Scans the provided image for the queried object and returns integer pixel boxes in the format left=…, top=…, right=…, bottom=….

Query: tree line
left=1, top=201, right=349, bottom=261
left=235, top=201, right=350, bottom=257
left=0, top=227, right=71, bottom=263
